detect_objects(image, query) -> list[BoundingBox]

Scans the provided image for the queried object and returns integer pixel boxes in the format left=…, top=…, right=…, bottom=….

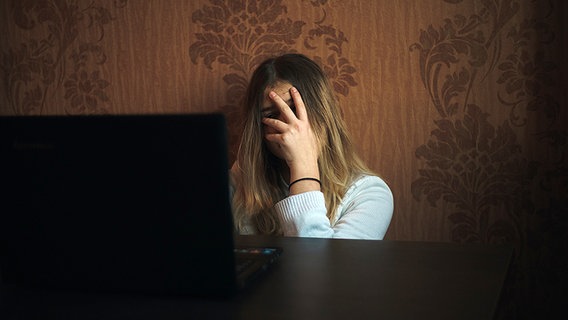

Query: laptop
left=0, top=114, right=281, bottom=297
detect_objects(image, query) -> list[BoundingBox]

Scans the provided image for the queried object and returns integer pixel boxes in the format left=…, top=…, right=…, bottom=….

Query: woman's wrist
left=288, top=173, right=321, bottom=195
left=289, top=177, right=321, bottom=190
left=289, top=164, right=319, bottom=180
left=288, top=163, right=320, bottom=194
left=288, top=180, right=321, bottom=195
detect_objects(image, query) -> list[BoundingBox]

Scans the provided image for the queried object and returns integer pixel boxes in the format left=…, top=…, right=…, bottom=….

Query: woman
left=230, top=53, right=393, bottom=239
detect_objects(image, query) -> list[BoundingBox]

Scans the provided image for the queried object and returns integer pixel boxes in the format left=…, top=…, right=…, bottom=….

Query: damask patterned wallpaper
left=1, top=0, right=566, bottom=318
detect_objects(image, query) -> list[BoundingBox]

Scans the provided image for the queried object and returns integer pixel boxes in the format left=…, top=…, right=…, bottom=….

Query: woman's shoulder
left=342, top=174, right=393, bottom=202
left=351, top=174, right=391, bottom=190
left=333, top=174, right=394, bottom=225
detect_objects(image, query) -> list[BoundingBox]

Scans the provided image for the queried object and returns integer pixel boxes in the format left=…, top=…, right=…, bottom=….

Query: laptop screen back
left=0, top=114, right=237, bottom=296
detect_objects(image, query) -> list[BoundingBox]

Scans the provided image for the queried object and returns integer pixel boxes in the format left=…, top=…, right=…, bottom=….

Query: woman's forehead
left=262, top=82, right=293, bottom=108
left=267, top=81, right=292, bottom=91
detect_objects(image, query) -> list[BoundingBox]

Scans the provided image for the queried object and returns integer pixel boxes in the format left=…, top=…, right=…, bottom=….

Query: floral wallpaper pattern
left=410, top=0, right=566, bottom=317
left=1, top=0, right=127, bottom=115
left=189, top=0, right=357, bottom=158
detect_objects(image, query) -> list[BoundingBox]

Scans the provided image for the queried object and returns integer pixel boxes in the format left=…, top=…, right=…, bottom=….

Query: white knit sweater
left=236, top=175, right=394, bottom=240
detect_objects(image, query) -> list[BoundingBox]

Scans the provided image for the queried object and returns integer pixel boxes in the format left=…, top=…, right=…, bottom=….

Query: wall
left=1, top=0, right=566, bottom=318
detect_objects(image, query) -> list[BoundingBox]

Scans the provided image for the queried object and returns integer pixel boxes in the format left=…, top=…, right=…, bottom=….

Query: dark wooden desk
left=1, top=236, right=512, bottom=320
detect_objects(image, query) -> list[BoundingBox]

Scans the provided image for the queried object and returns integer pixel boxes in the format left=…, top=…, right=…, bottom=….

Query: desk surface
left=1, top=236, right=512, bottom=320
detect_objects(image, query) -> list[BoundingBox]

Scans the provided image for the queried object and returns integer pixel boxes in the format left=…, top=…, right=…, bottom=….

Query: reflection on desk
left=1, top=235, right=512, bottom=320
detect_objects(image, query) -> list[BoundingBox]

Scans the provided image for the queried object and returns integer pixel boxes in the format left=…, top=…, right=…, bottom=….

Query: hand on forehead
left=263, top=82, right=293, bottom=108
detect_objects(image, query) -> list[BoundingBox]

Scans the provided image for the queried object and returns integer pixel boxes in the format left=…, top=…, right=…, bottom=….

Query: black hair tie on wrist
left=288, top=177, right=321, bottom=191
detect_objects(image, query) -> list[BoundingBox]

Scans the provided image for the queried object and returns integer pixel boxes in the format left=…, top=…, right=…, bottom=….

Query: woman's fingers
left=262, top=117, right=288, bottom=134
left=289, top=87, right=308, bottom=121
left=269, top=91, right=297, bottom=122
left=262, top=86, right=314, bottom=149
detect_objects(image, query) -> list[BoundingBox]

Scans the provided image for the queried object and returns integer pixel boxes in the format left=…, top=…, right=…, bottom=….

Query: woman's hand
left=262, top=87, right=321, bottom=193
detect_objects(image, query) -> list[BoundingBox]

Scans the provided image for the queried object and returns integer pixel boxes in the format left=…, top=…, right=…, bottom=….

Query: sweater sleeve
left=274, top=175, right=394, bottom=240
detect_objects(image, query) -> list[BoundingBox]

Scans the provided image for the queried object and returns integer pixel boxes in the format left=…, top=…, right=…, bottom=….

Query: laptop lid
left=0, top=114, right=238, bottom=296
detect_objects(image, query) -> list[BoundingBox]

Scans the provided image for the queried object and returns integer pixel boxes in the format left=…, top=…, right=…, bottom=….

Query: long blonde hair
left=232, top=53, right=372, bottom=235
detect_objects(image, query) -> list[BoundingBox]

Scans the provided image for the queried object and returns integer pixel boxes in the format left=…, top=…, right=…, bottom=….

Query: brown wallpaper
left=1, top=0, right=566, bottom=318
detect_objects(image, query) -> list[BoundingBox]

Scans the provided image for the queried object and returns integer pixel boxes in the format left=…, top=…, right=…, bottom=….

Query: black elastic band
left=288, top=177, right=321, bottom=191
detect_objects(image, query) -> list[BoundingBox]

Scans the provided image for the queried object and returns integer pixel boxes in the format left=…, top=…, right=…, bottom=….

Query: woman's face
left=260, top=81, right=295, bottom=160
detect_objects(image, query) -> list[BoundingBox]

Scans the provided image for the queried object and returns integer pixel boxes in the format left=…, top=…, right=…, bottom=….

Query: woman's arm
left=274, top=175, right=393, bottom=240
